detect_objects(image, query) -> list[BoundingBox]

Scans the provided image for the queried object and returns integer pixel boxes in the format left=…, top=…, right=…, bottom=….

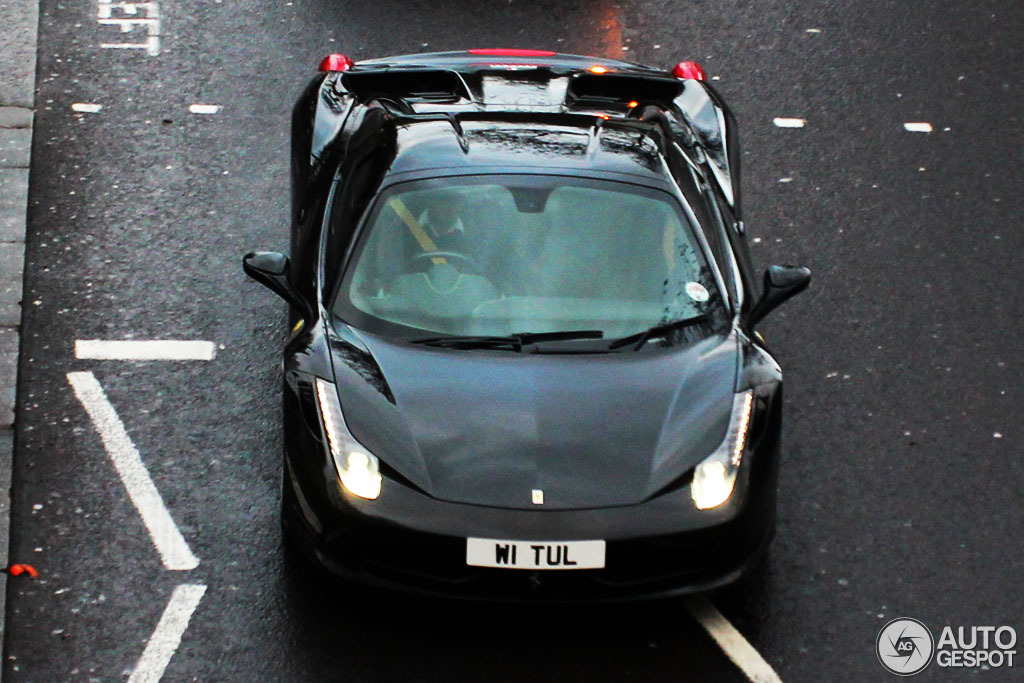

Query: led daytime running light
left=315, top=378, right=345, bottom=456
left=730, top=392, right=754, bottom=467
left=315, top=378, right=382, bottom=500
left=691, top=391, right=755, bottom=510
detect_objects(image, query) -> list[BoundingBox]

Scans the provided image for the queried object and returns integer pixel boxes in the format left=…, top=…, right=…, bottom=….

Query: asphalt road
left=4, top=0, right=1023, bottom=680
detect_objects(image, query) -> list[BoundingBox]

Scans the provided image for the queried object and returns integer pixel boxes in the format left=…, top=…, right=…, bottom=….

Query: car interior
left=346, top=181, right=712, bottom=338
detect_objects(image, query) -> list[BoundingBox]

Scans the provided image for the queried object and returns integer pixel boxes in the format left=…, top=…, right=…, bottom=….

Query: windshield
left=333, top=175, right=725, bottom=342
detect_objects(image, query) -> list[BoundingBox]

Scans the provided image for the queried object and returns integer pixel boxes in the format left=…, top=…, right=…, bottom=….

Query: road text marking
left=904, top=122, right=933, bottom=133
left=97, top=0, right=161, bottom=55
left=76, top=340, right=217, bottom=361
left=686, top=597, right=784, bottom=683
left=67, top=371, right=199, bottom=570
left=129, top=584, right=206, bottom=683
left=772, top=117, right=806, bottom=128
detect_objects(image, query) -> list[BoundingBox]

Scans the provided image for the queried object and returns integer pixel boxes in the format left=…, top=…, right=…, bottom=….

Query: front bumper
left=288, top=501, right=773, bottom=603
left=282, top=429, right=778, bottom=603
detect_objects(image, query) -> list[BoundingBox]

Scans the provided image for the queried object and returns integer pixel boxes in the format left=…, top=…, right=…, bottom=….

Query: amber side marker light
left=589, top=65, right=609, bottom=74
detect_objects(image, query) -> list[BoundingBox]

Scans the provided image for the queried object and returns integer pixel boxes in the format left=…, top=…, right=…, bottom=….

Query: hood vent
left=568, top=73, right=682, bottom=106
left=342, top=69, right=469, bottom=102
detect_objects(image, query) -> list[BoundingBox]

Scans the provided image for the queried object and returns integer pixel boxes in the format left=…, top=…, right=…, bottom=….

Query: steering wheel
left=407, top=251, right=481, bottom=274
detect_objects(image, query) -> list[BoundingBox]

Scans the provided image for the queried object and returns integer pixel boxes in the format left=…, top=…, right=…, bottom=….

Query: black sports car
left=244, top=48, right=810, bottom=601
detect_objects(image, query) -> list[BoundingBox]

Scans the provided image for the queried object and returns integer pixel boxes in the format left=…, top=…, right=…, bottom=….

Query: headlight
left=314, top=378, right=382, bottom=500
left=691, top=391, right=754, bottom=510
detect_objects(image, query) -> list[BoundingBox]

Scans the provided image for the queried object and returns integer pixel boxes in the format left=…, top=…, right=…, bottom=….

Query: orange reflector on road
left=7, top=564, right=39, bottom=578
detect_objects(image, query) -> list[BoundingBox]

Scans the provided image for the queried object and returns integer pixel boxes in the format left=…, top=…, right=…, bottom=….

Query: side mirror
left=242, top=251, right=311, bottom=318
left=746, top=265, right=811, bottom=331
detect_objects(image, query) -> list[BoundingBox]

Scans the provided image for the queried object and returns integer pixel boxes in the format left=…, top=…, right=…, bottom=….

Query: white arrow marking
left=129, top=584, right=207, bottom=683
left=68, top=371, right=199, bottom=570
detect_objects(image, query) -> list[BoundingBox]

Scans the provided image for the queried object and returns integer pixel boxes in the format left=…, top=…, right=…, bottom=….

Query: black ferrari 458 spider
left=243, top=48, right=810, bottom=601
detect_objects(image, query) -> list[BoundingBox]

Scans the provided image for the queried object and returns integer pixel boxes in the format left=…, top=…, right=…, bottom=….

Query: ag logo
left=877, top=618, right=935, bottom=676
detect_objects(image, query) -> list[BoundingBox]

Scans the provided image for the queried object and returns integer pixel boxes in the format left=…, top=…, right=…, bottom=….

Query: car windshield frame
left=328, top=172, right=732, bottom=346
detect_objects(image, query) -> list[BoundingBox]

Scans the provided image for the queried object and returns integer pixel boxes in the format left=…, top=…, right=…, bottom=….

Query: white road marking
left=67, top=371, right=200, bottom=570
left=129, top=584, right=206, bottom=683
left=99, top=40, right=160, bottom=54
left=71, top=103, right=103, bottom=113
left=189, top=104, right=222, bottom=115
left=904, top=122, right=933, bottom=133
left=686, top=597, right=784, bottom=683
left=76, top=339, right=217, bottom=361
left=806, top=28, right=822, bottom=33
left=773, top=117, right=806, bottom=128
left=97, top=0, right=161, bottom=55
left=778, top=177, right=794, bottom=183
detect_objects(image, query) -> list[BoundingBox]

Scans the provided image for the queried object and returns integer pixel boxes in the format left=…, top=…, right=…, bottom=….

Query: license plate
left=466, top=538, right=605, bottom=570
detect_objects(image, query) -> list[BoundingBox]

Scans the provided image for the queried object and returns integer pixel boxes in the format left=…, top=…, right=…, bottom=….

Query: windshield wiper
left=409, top=335, right=524, bottom=351
left=607, top=314, right=713, bottom=351
left=410, top=330, right=604, bottom=351
left=513, top=330, right=604, bottom=344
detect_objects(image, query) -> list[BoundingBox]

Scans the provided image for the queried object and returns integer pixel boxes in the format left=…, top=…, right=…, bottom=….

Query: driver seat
left=387, top=263, right=499, bottom=321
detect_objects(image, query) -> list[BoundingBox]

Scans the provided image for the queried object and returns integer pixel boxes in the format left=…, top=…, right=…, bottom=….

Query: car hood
left=330, top=331, right=738, bottom=510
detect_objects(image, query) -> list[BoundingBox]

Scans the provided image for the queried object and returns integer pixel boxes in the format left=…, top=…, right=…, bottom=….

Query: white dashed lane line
left=188, top=104, right=222, bottom=114
left=71, top=103, right=103, bottom=113
left=904, top=122, right=934, bottom=133
left=686, top=597, right=784, bottom=683
left=772, top=117, right=806, bottom=128
left=76, top=339, right=217, bottom=361
left=67, top=371, right=200, bottom=570
left=129, top=584, right=207, bottom=683
left=769, top=118, right=939, bottom=133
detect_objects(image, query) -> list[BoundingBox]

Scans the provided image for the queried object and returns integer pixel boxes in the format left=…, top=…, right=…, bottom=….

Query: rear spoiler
left=339, top=65, right=683, bottom=110
left=341, top=69, right=470, bottom=102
